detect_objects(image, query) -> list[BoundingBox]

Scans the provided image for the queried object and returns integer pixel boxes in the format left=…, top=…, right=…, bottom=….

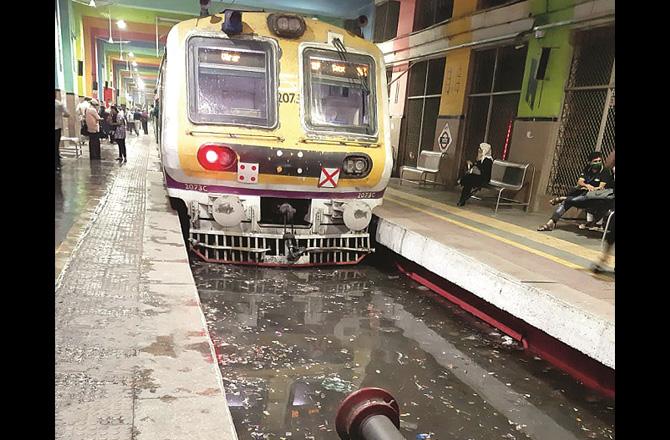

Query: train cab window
left=187, top=36, right=277, bottom=128
left=302, top=48, right=377, bottom=137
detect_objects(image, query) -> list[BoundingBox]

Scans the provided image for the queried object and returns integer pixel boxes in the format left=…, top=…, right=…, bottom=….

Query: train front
left=160, top=11, right=392, bottom=266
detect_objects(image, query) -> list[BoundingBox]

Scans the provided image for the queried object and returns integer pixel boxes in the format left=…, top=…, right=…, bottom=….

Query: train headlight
left=342, top=155, right=370, bottom=177
left=197, top=144, right=238, bottom=171
left=205, top=150, right=218, bottom=163
left=267, top=14, right=306, bottom=39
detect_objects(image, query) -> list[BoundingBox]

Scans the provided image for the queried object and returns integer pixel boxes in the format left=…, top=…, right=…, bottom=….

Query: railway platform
left=55, top=135, right=238, bottom=440
left=374, top=180, right=615, bottom=394
left=54, top=135, right=614, bottom=438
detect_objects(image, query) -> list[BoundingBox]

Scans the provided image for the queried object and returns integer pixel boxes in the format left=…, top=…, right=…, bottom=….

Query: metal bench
left=472, top=159, right=534, bottom=214
left=399, top=150, right=445, bottom=186
left=60, top=136, right=83, bottom=158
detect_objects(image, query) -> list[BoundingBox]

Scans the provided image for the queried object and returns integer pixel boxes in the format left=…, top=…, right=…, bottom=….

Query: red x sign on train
left=318, top=167, right=340, bottom=188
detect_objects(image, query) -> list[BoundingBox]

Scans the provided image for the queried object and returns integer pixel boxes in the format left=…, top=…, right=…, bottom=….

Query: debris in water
left=400, top=420, right=418, bottom=430
left=321, top=375, right=355, bottom=393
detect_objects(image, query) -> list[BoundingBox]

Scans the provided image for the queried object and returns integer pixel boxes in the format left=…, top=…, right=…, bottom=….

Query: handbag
left=467, top=163, right=481, bottom=175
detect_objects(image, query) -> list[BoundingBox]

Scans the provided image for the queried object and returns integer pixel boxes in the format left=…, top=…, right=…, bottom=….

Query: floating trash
left=321, top=375, right=355, bottom=393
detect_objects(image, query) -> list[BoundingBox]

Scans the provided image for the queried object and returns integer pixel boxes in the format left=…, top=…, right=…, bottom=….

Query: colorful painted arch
left=56, top=0, right=360, bottom=106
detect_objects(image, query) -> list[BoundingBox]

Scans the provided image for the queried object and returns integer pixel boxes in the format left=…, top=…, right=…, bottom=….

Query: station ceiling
left=69, top=0, right=374, bottom=101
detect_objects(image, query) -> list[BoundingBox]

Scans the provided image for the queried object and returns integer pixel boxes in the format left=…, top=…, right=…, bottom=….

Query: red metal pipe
left=336, top=387, right=405, bottom=440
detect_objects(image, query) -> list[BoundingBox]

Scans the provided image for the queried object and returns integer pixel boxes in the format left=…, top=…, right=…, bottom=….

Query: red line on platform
left=393, top=257, right=615, bottom=399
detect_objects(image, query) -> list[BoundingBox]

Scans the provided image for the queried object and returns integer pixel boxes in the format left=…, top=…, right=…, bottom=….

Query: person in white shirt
left=76, top=97, right=91, bottom=145
left=126, top=109, right=139, bottom=135
left=55, top=97, right=70, bottom=169
left=76, top=97, right=91, bottom=120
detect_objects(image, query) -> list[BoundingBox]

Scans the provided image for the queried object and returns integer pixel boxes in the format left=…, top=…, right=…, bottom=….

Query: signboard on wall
left=438, top=122, right=453, bottom=153
left=103, top=87, right=113, bottom=103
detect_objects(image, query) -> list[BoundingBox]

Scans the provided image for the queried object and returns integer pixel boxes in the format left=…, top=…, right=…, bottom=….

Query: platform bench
left=399, top=150, right=445, bottom=186
left=472, top=159, right=534, bottom=214
left=60, top=136, right=83, bottom=158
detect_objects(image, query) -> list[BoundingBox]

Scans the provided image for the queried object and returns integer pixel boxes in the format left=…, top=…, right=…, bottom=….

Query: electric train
left=156, top=10, right=392, bottom=266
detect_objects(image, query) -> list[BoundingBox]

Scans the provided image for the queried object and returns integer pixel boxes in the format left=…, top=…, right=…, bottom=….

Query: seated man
left=538, top=152, right=610, bottom=231
left=592, top=151, right=615, bottom=272
left=577, top=166, right=615, bottom=230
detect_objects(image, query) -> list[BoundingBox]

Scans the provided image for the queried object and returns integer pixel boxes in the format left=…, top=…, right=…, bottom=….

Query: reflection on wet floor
left=192, top=256, right=614, bottom=440
left=55, top=145, right=122, bottom=247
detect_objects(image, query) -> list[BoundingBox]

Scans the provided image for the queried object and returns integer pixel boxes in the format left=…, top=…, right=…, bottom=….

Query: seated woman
left=538, top=152, right=609, bottom=231
left=457, top=142, right=494, bottom=207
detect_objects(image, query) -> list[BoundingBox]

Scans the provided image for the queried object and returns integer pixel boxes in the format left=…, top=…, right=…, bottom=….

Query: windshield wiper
left=188, top=129, right=285, bottom=142
left=331, top=37, right=370, bottom=94
left=299, top=137, right=378, bottom=148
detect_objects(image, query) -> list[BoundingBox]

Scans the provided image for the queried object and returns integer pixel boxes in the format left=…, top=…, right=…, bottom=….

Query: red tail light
left=197, top=144, right=238, bottom=171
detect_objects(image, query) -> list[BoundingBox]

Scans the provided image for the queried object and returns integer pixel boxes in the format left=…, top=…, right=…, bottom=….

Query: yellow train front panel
left=157, top=11, right=392, bottom=265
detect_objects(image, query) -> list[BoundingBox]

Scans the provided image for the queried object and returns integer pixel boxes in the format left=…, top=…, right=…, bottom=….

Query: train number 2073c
left=278, top=92, right=298, bottom=103
left=185, top=183, right=208, bottom=192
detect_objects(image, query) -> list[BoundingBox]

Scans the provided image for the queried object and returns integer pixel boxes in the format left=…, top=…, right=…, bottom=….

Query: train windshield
left=303, top=48, right=377, bottom=137
left=188, top=37, right=276, bottom=127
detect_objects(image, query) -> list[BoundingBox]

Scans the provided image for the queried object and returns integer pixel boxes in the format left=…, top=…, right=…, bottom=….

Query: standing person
left=134, top=108, right=142, bottom=135
left=76, top=97, right=91, bottom=145
left=456, top=143, right=494, bottom=207
left=107, top=107, right=116, bottom=143
left=86, top=99, right=103, bottom=159
left=141, top=108, right=149, bottom=134
left=111, top=106, right=127, bottom=163
left=98, top=104, right=108, bottom=143
left=76, top=96, right=91, bottom=120
left=127, top=110, right=139, bottom=136
left=105, top=106, right=113, bottom=142
left=55, top=96, right=70, bottom=170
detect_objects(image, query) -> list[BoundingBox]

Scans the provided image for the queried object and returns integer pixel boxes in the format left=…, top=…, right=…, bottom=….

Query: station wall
left=378, top=0, right=614, bottom=211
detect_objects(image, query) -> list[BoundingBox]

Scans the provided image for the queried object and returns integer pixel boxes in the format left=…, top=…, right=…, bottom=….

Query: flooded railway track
left=191, top=255, right=614, bottom=440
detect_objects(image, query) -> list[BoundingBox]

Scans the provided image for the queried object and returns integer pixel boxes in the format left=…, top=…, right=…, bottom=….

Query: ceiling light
left=117, top=20, right=127, bottom=29
left=89, top=0, right=96, bottom=7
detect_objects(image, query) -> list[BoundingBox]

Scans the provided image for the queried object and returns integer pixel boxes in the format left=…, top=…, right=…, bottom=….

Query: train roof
left=169, top=10, right=382, bottom=59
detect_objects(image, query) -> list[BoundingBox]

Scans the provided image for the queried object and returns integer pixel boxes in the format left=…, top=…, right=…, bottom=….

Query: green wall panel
left=517, top=0, right=576, bottom=118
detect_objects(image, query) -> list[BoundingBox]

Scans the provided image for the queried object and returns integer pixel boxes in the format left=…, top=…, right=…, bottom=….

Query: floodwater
left=55, top=145, right=121, bottom=247
left=192, top=256, right=614, bottom=440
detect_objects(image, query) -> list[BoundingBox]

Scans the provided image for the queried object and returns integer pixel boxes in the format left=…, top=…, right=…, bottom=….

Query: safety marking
left=383, top=195, right=586, bottom=270
left=237, top=162, right=259, bottom=184
left=318, top=167, right=340, bottom=188
left=386, top=188, right=614, bottom=266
